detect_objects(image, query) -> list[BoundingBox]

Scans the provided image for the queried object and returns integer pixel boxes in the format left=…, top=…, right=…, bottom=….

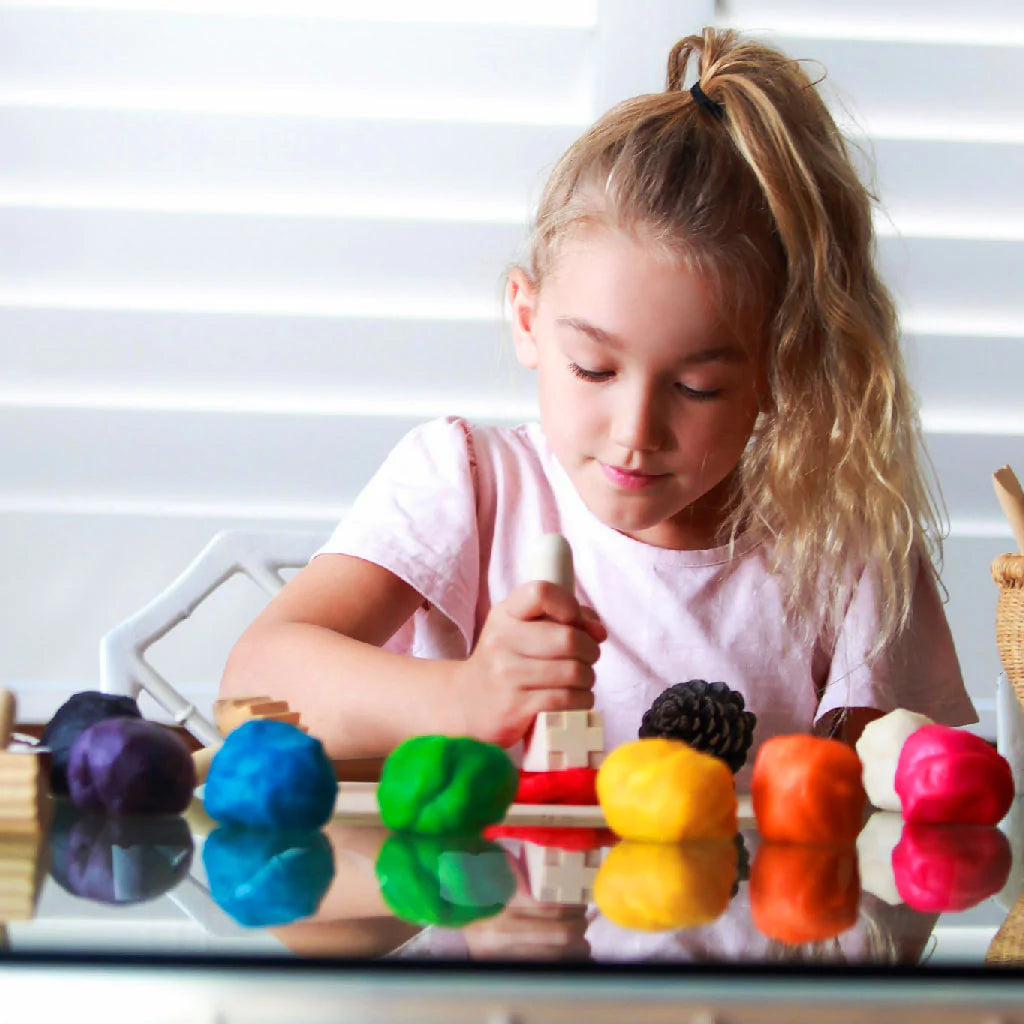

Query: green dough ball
left=377, top=735, right=518, bottom=834
left=375, top=833, right=515, bottom=927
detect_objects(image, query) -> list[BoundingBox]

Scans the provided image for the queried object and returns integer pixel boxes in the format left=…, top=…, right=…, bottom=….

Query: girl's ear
left=507, top=268, right=540, bottom=369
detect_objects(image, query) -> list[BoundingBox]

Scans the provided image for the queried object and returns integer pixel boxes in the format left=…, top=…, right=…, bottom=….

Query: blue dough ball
left=68, top=717, right=195, bottom=815
left=203, top=719, right=336, bottom=829
left=42, top=691, right=142, bottom=794
left=203, top=827, right=334, bottom=927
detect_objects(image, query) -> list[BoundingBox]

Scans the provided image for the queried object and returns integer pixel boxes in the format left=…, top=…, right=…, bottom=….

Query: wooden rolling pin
left=994, top=465, right=1024, bottom=553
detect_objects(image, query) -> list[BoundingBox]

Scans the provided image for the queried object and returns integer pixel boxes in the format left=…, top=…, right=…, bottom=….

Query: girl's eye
left=568, top=362, right=723, bottom=399
left=568, top=362, right=613, bottom=382
left=677, top=383, right=723, bottom=401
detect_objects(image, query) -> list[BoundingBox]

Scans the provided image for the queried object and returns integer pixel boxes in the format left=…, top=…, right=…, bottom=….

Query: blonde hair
left=520, top=26, right=945, bottom=657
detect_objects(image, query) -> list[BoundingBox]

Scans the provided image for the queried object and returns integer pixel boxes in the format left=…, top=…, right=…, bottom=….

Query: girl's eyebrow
left=555, top=316, right=748, bottom=364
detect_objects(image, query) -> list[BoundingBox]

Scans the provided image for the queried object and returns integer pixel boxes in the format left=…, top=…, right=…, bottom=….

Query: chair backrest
left=99, top=528, right=325, bottom=746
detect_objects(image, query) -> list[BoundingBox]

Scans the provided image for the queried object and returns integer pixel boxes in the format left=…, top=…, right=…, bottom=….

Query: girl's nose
left=610, top=384, right=664, bottom=453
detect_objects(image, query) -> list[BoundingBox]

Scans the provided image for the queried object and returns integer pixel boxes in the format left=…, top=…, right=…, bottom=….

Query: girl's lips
left=600, top=463, right=666, bottom=490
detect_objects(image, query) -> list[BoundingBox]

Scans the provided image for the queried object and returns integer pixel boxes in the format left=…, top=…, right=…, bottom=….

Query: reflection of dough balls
left=856, top=811, right=904, bottom=906
left=68, top=718, right=195, bottom=815
left=594, top=840, right=737, bottom=931
left=49, top=807, right=193, bottom=905
left=375, top=834, right=515, bottom=927
left=203, top=719, right=336, bottom=829
left=42, top=691, right=142, bottom=794
left=855, top=709, right=933, bottom=811
left=204, top=827, right=334, bottom=927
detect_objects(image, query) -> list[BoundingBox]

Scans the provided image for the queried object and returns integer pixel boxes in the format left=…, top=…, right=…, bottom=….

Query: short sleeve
left=315, top=416, right=480, bottom=655
left=815, top=551, right=978, bottom=727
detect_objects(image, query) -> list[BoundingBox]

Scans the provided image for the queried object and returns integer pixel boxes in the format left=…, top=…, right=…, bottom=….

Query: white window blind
left=2, top=0, right=1014, bottom=734
left=717, top=0, right=1024, bottom=733
left=0, top=0, right=710, bottom=719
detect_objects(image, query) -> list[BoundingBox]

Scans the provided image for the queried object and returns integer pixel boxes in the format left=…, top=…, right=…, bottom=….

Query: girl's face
left=509, top=226, right=763, bottom=550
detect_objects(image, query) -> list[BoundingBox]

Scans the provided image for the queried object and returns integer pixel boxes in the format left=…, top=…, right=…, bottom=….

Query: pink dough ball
left=894, top=724, right=1014, bottom=826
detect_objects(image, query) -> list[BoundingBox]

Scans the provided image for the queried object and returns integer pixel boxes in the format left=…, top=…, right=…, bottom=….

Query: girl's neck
left=641, top=471, right=744, bottom=551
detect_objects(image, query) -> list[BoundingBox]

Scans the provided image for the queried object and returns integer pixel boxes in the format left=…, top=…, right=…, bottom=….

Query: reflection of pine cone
left=639, top=680, right=757, bottom=773
left=732, top=833, right=751, bottom=896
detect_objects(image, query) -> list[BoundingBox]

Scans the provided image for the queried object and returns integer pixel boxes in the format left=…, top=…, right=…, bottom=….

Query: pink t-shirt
left=318, top=416, right=976, bottom=781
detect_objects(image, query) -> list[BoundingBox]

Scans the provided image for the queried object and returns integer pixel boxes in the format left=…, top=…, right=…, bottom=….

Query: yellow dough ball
left=596, top=738, right=737, bottom=842
left=594, top=840, right=737, bottom=931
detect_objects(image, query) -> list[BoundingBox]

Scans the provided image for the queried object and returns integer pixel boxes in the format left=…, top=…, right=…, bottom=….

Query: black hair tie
left=690, top=80, right=725, bottom=120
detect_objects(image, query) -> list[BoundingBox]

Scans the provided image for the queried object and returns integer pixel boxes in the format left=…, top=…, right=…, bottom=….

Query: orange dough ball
left=751, top=735, right=866, bottom=844
left=596, top=738, right=737, bottom=843
left=751, top=843, right=860, bottom=944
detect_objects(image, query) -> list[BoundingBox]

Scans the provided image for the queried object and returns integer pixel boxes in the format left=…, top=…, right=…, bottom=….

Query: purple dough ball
left=68, top=718, right=196, bottom=815
left=41, top=691, right=142, bottom=794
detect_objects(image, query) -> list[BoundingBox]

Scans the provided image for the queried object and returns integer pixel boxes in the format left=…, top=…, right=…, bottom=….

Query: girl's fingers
left=505, top=618, right=601, bottom=665
left=504, top=580, right=583, bottom=626
left=579, top=605, right=608, bottom=642
left=524, top=685, right=596, bottom=713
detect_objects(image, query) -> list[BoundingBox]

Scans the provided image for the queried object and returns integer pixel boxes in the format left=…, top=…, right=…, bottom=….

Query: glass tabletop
left=5, top=787, right=1024, bottom=1022
left=4, top=788, right=1022, bottom=967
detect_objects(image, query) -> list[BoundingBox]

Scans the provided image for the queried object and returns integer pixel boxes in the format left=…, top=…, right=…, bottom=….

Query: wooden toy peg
left=521, top=534, right=606, bottom=772
left=0, top=689, right=13, bottom=748
left=994, top=465, right=1024, bottom=553
left=528, top=533, right=575, bottom=593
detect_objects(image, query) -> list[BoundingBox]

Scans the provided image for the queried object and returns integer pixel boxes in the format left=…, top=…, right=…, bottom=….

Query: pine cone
left=639, top=679, right=757, bottom=773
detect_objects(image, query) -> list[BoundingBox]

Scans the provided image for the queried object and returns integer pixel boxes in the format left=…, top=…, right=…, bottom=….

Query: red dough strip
left=515, top=767, right=599, bottom=805
left=484, top=824, right=618, bottom=851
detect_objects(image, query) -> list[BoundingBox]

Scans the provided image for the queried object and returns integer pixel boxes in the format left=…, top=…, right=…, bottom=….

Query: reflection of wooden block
left=524, top=843, right=608, bottom=905
left=213, top=696, right=305, bottom=736
left=521, top=710, right=605, bottom=772
left=0, top=833, right=48, bottom=921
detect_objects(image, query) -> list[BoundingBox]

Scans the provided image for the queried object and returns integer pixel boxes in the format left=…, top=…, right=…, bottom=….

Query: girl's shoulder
left=401, top=415, right=551, bottom=489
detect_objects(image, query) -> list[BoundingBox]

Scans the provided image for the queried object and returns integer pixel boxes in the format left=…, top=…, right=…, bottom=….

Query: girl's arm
left=220, top=553, right=603, bottom=760
left=814, top=706, right=886, bottom=747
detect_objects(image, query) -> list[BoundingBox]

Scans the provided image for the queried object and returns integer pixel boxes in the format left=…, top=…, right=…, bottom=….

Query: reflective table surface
left=3, top=784, right=1024, bottom=1023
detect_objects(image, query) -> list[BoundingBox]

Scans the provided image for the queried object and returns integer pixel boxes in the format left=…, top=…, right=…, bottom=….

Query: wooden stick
left=994, top=465, right=1024, bottom=553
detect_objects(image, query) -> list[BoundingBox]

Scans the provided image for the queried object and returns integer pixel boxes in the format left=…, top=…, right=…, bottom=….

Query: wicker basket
left=987, top=891, right=1024, bottom=965
left=993, top=553, right=1024, bottom=707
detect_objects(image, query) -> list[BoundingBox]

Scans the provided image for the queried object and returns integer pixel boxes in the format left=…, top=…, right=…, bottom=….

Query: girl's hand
left=462, top=892, right=591, bottom=961
left=452, top=581, right=606, bottom=749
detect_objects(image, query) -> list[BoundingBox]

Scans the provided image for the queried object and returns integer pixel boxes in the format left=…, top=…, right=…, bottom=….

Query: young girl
left=220, top=27, right=976, bottom=776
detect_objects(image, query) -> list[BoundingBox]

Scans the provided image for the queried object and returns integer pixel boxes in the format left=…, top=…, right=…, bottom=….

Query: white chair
left=99, top=528, right=325, bottom=747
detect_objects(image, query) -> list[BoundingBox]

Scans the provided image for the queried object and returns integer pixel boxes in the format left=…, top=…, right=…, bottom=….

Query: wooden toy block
left=191, top=745, right=218, bottom=786
left=521, top=709, right=605, bottom=772
left=0, top=689, right=50, bottom=835
left=524, top=841, right=608, bottom=905
left=213, top=695, right=306, bottom=737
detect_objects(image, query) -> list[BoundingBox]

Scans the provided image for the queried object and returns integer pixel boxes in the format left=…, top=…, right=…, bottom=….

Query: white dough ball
left=855, top=708, right=933, bottom=811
